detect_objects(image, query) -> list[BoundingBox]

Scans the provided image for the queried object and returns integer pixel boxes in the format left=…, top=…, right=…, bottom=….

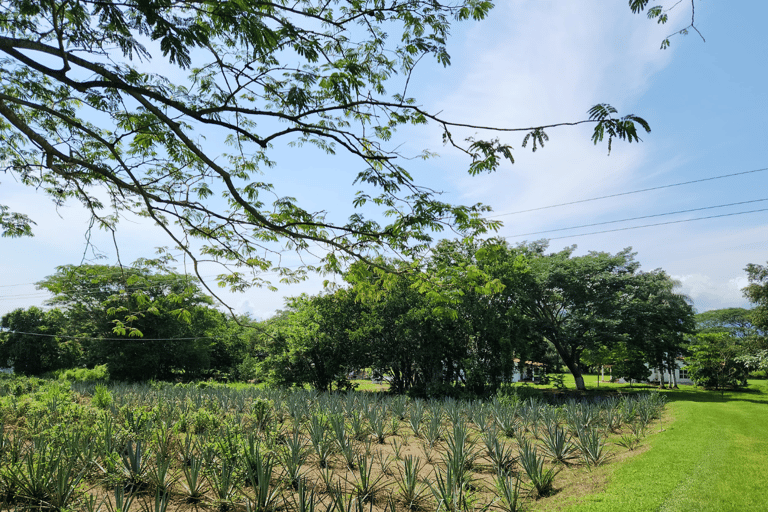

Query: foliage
left=744, top=263, right=768, bottom=330
left=685, top=332, right=750, bottom=390
left=0, top=306, right=78, bottom=375
left=55, top=364, right=110, bottom=382
left=35, top=259, right=233, bottom=381
left=258, top=288, right=364, bottom=391
left=0, top=0, right=659, bottom=295
left=92, top=383, right=113, bottom=409
left=501, top=242, right=694, bottom=390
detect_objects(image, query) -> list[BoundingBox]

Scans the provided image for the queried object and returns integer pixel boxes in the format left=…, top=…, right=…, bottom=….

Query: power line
left=508, top=207, right=768, bottom=241
left=0, top=294, right=51, bottom=301
left=506, top=197, right=768, bottom=238
left=490, top=166, right=768, bottom=218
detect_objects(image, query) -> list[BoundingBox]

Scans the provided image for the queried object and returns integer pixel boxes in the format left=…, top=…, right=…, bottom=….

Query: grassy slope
left=564, top=379, right=768, bottom=512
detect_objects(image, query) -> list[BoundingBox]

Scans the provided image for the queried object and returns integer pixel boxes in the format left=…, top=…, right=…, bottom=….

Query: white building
left=648, top=358, right=693, bottom=386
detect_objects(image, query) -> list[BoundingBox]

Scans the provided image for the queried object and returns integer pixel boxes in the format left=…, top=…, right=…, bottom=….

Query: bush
left=496, top=383, right=545, bottom=405
left=92, top=384, right=113, bottom=409
left=55, top=365, right=110, bottom=382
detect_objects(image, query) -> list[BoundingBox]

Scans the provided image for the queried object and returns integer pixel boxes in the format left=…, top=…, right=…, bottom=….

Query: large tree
left=506, top=243, right=694, bottom=391
left=37, top=259, right=226, bottom=380
left=0, top=0, right=695, bottom=298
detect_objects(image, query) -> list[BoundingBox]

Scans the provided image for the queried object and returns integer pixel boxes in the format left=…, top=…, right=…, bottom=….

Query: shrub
left=92, top=384, right=113, bottom=409
left=56, top=365, right=110, bottom=382
left=496, top=383, right=545, bottom=406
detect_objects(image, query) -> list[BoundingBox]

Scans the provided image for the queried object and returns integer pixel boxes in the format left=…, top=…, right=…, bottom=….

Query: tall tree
left=0, top=0, right=670, bottom=299
left=695, top=308, right=763, bottom=340
left=37, top=259, right=224, bottom=380
left=504, top=245, right=639, bottom=391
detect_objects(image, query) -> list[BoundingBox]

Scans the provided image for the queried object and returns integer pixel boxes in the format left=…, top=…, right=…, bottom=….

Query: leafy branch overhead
left=0, top=0, right=688, bottom=295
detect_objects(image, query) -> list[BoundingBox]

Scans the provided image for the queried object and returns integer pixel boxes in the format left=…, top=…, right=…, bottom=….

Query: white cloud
left=674, top=273, right=751, bottom=313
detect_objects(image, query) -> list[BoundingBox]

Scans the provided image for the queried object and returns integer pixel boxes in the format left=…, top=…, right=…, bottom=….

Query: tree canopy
left=0, top=259, right=254, bottom=380
left=0, top=0, right=701, bottom=298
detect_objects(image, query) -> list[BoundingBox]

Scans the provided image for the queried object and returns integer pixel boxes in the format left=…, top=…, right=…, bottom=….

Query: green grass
left=556, top=379, right=768, bottom=512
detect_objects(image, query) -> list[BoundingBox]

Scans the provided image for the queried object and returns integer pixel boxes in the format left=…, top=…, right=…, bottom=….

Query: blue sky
left=2, top=0, right=767, bottom=319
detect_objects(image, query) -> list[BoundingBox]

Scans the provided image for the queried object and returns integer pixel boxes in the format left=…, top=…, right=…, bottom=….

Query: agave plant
left=495, top=471, right=523, bottom=512
left=428, top=464, right=470, bottom=512
left=106, top=485, right=134, bottom=512
left=349, top=455, right=387, bottom=503
left=396, top=456, right=428, bottom=510
left=281, top=428, right=310, bottom=487
left=424, top=412, right=444, bottom=447
left=120, top=439, right=148, bottom=489
left=180, top=454, right=205, bottom=502
left=518, top=437, right=559, bottom=497
left=245, top=444, right=282, bottom=512
left=4, top=442, right=87, bottom=511
left=539, top=424, right=578, bottom=465
left=141, top=489, right=172, bottom=512
left=483, top=430, right=517, bottom=474
left=208, top=456, right=240, bottom=507
left=286, top=477, right=318, bottom=512
left=343, top=411, right=365, bottom=442
left=493, top=409, right=518, bottom=439
left=442, top=420, right=479, bottom=487
left=366, top=407, right=387, bottom=444
left=391, top=396, right=408, bottom=421
left=147, top=451, right=177, bottom=494
left=307, top=414, right=334, bottom=468
left=409, top=400, right=425, bottom=437
left=616, top=432, right=641, bottom=451
left=576, top=427, right=609, bottom=467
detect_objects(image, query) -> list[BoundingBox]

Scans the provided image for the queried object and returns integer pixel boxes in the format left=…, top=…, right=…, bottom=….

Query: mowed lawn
left=562, top=379, right=768, bottom=512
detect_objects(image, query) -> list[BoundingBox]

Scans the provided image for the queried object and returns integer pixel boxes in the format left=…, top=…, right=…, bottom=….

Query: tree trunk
left=547, top=337, right=587, bottom=390
left=659, top=362, right=666, bottom=389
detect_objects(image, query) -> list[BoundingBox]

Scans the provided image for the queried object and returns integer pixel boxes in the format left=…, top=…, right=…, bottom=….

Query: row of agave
left=0, top=376, right=666, bottom=511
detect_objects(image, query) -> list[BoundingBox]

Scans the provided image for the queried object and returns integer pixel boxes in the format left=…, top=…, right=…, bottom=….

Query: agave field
left=0, top=375, right=667, bottom=512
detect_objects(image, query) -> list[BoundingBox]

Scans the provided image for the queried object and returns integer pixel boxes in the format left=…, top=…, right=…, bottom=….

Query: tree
left=686, top=332, right=750, bottom=390
left=0, top=306, right=79, bottom=375
left=503, top=243, right=694, bottom=391
left=505, top=245, right=638, bottom=391
left=743, top=263, right=768, bottom=335
left=258, top=289, right=365, bottom=391
left=696, top=308, right=764, bottom=340
left=0, top=0, right=670, bottom=299
left=36, top=259, right=225, bottom=380
left=621, top=270, right=695, bottom=388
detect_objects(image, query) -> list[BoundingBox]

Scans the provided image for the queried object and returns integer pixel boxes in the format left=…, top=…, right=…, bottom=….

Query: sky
left=2, top=0, right=767, bottom=319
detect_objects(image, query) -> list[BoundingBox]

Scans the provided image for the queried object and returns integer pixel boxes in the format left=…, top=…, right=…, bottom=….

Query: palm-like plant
left=518, top=437, right=559, bottom=497
left=396, top=456, right=428, bottom=510
left=540, top=424, right=578, bottom=465
left=495, top=471, right=523, bottom=512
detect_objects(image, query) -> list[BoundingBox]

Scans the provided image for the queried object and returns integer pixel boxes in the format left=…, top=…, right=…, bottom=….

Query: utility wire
left=506, top=197, right=768, bottom=238
left=509, top=207, right=768, bottom=241
left=490, top=166, right=768, bottom=218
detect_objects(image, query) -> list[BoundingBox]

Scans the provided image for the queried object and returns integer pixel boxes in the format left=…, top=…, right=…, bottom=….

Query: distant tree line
left=3, top=240, right=767, bottom=393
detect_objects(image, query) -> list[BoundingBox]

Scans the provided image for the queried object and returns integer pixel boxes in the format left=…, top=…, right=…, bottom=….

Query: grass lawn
left=547, top=377, right=768, bottom=512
